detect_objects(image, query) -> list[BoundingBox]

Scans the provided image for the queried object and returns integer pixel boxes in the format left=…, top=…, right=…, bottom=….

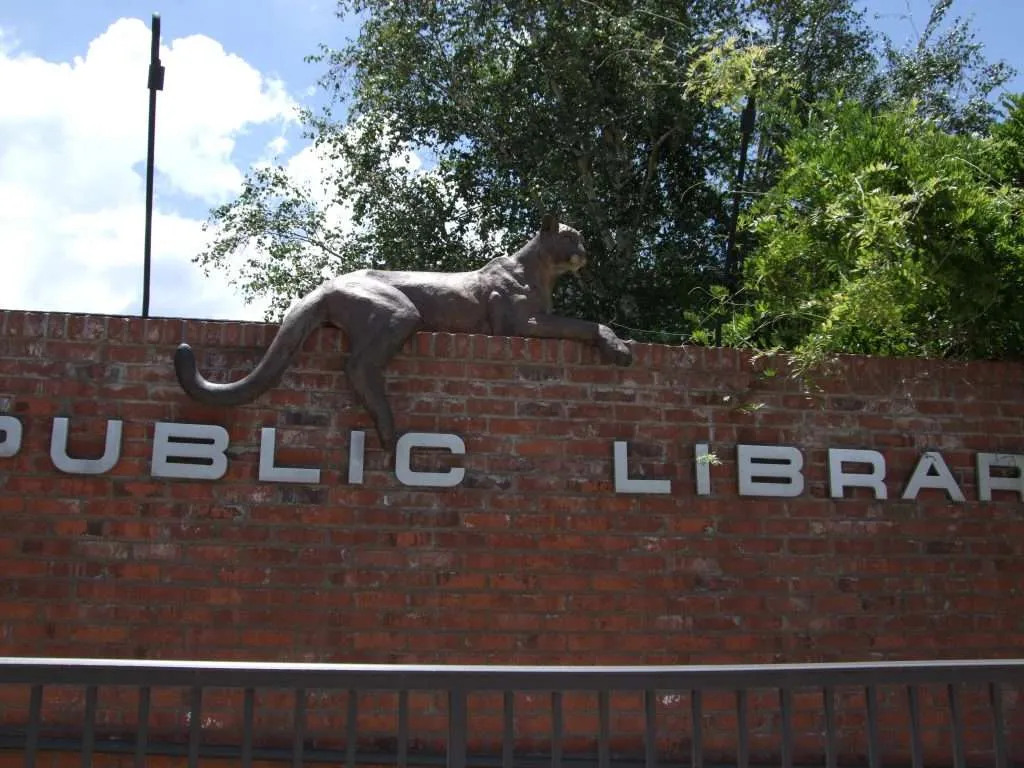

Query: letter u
left=50, top=417, right=123, bottom=475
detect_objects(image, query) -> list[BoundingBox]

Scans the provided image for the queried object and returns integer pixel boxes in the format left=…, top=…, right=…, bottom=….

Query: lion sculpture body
left=174, top=215, right=632, bottom=451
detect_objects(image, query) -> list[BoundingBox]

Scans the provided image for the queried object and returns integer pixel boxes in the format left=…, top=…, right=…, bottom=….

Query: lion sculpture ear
left=540, top=213, right=559, bottom=233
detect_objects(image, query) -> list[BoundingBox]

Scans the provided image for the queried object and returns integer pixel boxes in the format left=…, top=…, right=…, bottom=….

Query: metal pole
left=142, top=12, right=165, bottom=318
left=716, top=93, right=756, bottom=346
left=723, top=94, right=757, bottom=293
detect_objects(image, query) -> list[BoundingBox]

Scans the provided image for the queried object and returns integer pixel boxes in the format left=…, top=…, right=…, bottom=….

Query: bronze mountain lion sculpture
left=174, top=215, right=632, bottom=451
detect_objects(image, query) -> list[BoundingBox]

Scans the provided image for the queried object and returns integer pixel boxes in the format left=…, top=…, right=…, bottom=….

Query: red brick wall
left=1, top=309, right=1022, bottom=762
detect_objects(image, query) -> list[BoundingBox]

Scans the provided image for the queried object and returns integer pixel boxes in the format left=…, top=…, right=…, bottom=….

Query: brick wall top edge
left=3, top=307, right=1023, bottom=381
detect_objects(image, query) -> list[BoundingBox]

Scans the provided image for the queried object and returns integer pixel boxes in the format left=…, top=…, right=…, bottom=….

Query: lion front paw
left=598, top=327, right=633, bottom=367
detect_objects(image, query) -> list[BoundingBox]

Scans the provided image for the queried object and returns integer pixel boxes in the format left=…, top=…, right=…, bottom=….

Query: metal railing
left=1, top=657, right=1022, bottom=767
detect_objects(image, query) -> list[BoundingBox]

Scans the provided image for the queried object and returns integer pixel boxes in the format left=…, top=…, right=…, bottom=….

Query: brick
left=1, top=310, right=1023, bottom=763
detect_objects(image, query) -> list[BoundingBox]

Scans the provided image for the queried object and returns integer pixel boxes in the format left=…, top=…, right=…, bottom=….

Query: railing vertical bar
left=779, top=688, right=793, bottom=768
left=598, top=690, right=611, bottom=768
left=242, top=688, right=255, bottom=768
left=187, top=685, right=202, bottom=768
left=735, top=690, right=748, bottom=768
left=448, top=689, right=468, bottom=768
left=865, top=685, right=880, bottom=768
left=134, top=686, right=151, bottom=768
left=643, top=689, right=657, bottom=768
left=346, top=690, right=359, bottom=768
left=687, top=689, right=702, bottom=768
left=552, top=691, right=564, bottom=768
left=823, top=687, right=836, bottom=768
left=399, top=690, right=410, bottom=768
left=292, top=687, right=307, bottom=768
left=502, top=691, right=514, bottom=768
left=24, top=684, right=42, bottom=768
left=81, top=684, right=98, bottom=767
left=948, top=684, right=966, bottom=768
left=989, top=682, right=1007, bottom=768
left=908, top=686, right=923, bottom=768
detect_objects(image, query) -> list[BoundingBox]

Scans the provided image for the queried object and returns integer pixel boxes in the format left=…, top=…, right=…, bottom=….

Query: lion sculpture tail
left=174, top=293, right=324, bottom=407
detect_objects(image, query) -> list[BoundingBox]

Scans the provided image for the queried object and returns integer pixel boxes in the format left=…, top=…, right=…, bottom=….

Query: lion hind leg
left=333, top=284, right=422, bottom=453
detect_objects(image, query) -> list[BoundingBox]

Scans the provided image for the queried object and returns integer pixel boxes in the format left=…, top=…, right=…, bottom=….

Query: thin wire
left=607, top=320, right=691, bottom=342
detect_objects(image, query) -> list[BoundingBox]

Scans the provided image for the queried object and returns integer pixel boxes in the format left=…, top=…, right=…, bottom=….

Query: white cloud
left=0, top=25, right=18, bottom=55
left=0, top=17, right=299, bottom=320
left=283, top=141, right=356, bottom=234
left=266, top=135, right=289, bottom=157
left=272, top=125, right=426, bottom=265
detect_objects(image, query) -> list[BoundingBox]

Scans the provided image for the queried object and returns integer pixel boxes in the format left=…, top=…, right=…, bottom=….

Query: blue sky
left=0, top=0, right=1021, bottom=321
left=864, top=0, right=1024, bottom=92
left=0, top=0, right=354, bottom=90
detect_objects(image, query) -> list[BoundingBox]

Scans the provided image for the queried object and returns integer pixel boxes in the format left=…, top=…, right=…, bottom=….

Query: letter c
left=395, top=433, right=465, bottom=488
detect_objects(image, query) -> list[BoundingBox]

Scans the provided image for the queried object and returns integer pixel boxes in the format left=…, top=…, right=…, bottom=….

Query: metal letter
left=829, top=448, right=887, bottom=499
left=977, top=452, right=1024, bottom=502
left=151, top=422, right=229, bottom=480
left=613, top=441, right=671, bottom=494
left=694, top=443, right=712, bottom=496
left=737, top=444, right=804, bottom=497
left=348, top=430, right=366, bottom=485
left=258, top=427, right=320, bottom=484
left=50, top=417, right=122, bottom=475
left=395, top=433, right=465, bottom=488
left=902, top=451, right=965, bottom=501
left=0, top=416, right=22, bottom=458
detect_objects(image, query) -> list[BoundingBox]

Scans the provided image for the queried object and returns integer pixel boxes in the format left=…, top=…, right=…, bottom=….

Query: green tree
left=198, top=0, right=888, bottom=337
left=868, top=0, right=1014, bottom=135
left=993, top=93, right=1024, bottom=186
left=196, top=0, right=1015, bottom=356
left=684, top=0, right=878, bottom=290
left=202, top=0, right=735, bottom=332
left=738, top=96, right=1024, bottom=360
